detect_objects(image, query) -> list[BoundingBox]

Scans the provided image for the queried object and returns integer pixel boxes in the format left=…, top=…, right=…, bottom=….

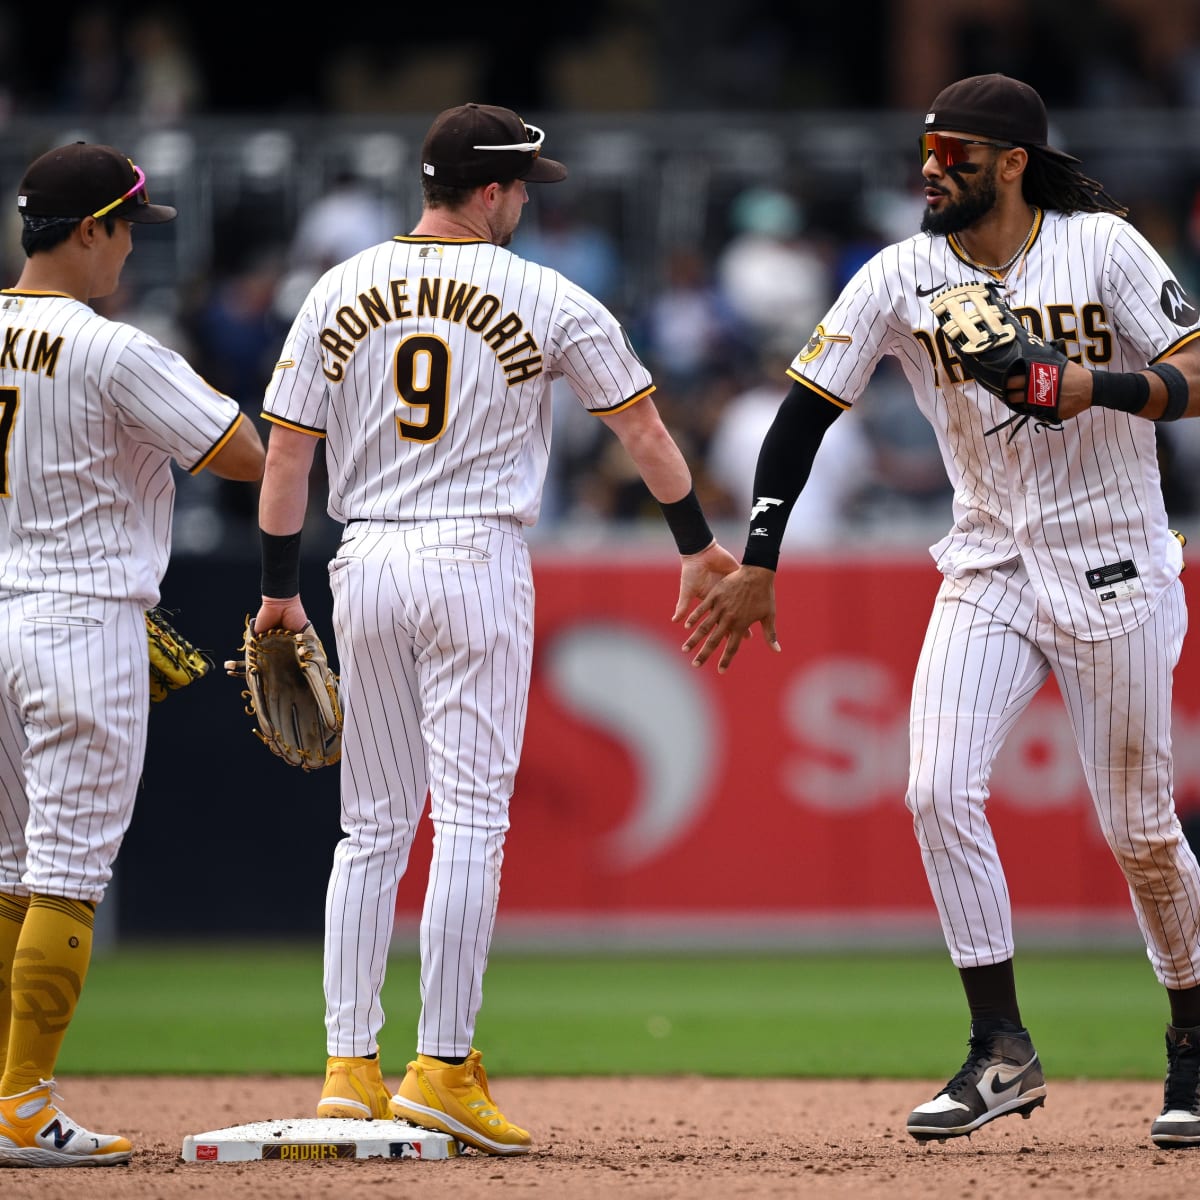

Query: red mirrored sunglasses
left=918, top=133, right=1016, bottom=169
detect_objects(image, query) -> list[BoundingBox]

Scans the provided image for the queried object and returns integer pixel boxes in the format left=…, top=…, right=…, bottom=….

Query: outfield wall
left=120, top=541, right=1200, bottom=949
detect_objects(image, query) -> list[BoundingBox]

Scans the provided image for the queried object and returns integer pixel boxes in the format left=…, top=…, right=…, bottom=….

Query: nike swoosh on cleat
left=982, top=1057, right=1039, bottom=1105
left=916, top=282, right=946, bottom=297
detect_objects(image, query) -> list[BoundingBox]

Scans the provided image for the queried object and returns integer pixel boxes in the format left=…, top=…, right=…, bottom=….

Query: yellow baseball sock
left=0, top=893, right=31, bottom=1076
left=0, top=894, right=94, bottom=1096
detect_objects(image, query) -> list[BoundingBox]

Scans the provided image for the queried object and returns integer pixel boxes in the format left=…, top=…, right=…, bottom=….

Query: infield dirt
left=2, top=1075, right=1199, bottom=1198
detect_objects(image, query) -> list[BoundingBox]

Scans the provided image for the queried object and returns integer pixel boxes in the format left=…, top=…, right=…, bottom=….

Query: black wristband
left=260, top=529, right=302, bottom=598
left=658, top=487, right=714, bottom=556
left=1147, top=362, right=1189, bottom=421
left=1090, top=370, right=1150, bottom=414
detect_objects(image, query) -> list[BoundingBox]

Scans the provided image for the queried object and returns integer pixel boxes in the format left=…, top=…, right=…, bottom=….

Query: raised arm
left=597, top=395, right=739, bottom=620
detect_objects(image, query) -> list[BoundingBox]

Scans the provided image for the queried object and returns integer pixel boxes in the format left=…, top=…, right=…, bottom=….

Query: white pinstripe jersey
left=262, top=236, right=653, bottom=525
left=789, top=208, right=1200, bottom=640
left=0, top=291, right=244, bottom=606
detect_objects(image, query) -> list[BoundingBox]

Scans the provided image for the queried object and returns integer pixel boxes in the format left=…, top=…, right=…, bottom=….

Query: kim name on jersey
left=317, top=276, right=542, bottom=387
left=0, top=326, right=62, bottom=376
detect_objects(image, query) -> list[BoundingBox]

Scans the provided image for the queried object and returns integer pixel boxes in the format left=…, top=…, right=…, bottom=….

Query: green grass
left=56, top=944, right=1171, bottom=1079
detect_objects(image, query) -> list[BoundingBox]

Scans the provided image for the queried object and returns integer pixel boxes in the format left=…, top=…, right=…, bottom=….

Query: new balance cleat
left=907, top=1020, right=1046, bottom=1141
left=389, top=1047, right=531, bottom=1155
left=0, top=1080, right=131, bottom=1167
left=316, top=1054, right=391, bottom=1119
left=1151, top=1023, right=1200, bottom=1148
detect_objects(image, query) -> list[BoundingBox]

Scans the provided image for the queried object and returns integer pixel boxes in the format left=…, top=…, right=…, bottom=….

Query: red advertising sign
left=393, top=552, right=1200, bottom=932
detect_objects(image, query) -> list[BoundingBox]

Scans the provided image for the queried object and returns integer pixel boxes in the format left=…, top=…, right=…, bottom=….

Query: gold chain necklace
left=954, top=207, right=1040, bottom=276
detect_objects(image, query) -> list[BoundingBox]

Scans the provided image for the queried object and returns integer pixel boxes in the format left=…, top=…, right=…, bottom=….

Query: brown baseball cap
left=924, top=74, right=1080, bottom=163
left=421, top=103, right=568, bottom=188
left=17, top=142, right=177, bottom=223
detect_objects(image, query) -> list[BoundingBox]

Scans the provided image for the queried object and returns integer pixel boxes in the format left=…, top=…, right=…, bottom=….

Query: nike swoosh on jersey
left=981, top=1056, right=1039, bottom=1105
left=916, top=282, right=947, bottom=297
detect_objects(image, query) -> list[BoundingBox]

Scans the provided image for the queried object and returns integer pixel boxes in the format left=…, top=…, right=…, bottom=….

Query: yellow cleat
left=0, top=1080, right=132, bottom=1167
left=316, top=1055, right=391, bottom=1119
left=389, top=1047, right=531, bottom=1155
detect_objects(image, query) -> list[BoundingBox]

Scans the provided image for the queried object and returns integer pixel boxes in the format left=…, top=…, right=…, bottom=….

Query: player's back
left=271, top=236, right=578, bottom=526
left=0, top=292, right=176, bottom=602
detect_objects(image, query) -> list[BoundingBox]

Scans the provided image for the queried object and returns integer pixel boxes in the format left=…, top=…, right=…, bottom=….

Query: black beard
left=920, top=172, right=999, bottom=236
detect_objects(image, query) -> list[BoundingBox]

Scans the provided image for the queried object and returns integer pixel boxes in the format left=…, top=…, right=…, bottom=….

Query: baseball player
left=684, top=74, right=1200, bottom=1148
left=0, top=143, right=265, bottom=1166
left=252, top=103, right=735, bottom=1154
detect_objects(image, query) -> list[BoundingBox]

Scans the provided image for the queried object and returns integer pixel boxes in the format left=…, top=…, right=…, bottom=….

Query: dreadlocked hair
left=1021, top=147, right=1128, bottom=217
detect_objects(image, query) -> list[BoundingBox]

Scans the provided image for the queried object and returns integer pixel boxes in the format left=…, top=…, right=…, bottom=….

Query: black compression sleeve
left=741, top=382, right=844, bottom=571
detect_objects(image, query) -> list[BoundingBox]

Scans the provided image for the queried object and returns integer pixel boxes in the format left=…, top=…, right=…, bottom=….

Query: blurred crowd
left=100, top=162, right=1199, bottom=560
left=9, top=2, right=1200, bottom=119
left=58, top=147, right=1200, bottom=560
left=75, top=169, right=964, bottom=558
left=6, top=2, right=1200, bottom=555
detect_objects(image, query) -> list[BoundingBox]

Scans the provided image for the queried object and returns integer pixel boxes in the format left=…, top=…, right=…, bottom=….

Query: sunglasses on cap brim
left=919, top=133, right=1016, bottom=169
left=473, top=123, right=546, bottom=158
left=91, top=162, right=147, bottom=219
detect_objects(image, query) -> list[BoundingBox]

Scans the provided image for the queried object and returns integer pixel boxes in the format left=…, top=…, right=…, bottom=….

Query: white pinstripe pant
left=0, top=592, right=148, bottom=903
left=907, top=558, right=1200, bottom=989
left=323, top=517, right=534, bottom=1059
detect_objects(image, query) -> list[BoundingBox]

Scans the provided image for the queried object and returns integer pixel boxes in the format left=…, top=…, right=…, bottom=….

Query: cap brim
left=1038, top=143, right=1081, bottom=166
left=121, top=201, right=177, bottom=224
left=520, top=156, right=567, bottom=183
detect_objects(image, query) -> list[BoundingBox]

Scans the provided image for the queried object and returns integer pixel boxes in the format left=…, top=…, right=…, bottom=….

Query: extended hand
left=672, top=540, right=741, bottom=623
left=681, top=564, right=779, bottom=673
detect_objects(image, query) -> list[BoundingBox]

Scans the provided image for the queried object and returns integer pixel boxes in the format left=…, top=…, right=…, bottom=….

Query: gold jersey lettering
left=465, top=294, right=500, bottom=331
left=441, top=280, right=479, bottom=322
left=359, top=288, right=390, bottom=328
left=417, top=277, right=440, bottom=317
left=483, top=313, right=523, bottom=350
left=317, top=277, right=543, bottom=385
left=2, top=329, right=63, bottom=377
left=496, top=332, right=538, bottom=362
left=503, top=356, right=543, bottom=384
left=336, top=306, right=369, bottom=340
left=29, top=332, right=61, bottom=376
left=0, top=328, right=22, bottom=369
